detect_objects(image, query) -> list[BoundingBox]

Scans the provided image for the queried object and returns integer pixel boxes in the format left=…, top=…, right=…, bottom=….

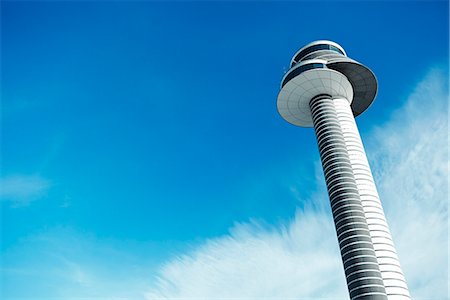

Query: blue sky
left=1, top=1, right=448, bottom=299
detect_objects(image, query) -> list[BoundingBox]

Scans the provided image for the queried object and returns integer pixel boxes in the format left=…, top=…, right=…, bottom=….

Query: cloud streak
left=1, top=68, right=447, bottom=299
left=369, top=68, right=448, bottom=298
left=0, top=174, right=51, bottom=205
left=1, top=227, right=157, bottom=299
left=147, top=68, right=448, bottom=299
left=146, top=215, right=347, bottom=299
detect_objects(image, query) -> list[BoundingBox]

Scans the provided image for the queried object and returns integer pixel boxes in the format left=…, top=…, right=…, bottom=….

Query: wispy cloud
left=1, top=68, right=447, bottom=299
left=0, top=174, right=51, bottom=205
left=368, top=68, right=448, bottom=298
left=1, top=227, right=157, bottom=299
left=146, top=214, right=347, bottom=299
left=147, top=68, right=448, bottom=299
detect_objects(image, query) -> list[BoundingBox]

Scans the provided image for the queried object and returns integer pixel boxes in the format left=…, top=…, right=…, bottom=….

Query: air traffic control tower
left=277, top=41, right=410, bottom=300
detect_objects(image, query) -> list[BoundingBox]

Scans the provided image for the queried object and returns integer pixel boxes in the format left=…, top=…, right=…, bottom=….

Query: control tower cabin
left=277, top=41, right=410, bottom=300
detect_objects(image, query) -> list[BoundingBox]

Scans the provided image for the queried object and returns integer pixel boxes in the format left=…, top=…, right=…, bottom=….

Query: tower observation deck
left=277, top=41, right=411, bottom=300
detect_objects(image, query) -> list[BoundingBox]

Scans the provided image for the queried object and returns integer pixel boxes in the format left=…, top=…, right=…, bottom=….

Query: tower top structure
left=277, top=40, right=378, bottom=127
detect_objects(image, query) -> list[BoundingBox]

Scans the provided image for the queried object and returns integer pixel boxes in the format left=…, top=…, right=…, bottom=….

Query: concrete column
left=310, top=95, right=388, bottom=300
left=333, top=98, right=411, bottom=300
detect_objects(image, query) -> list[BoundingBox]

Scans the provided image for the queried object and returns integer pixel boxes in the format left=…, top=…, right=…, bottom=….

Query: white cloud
left=1, top=68, right=447, bottom=300
left=146, top=215, right=347, bottom=299
left=1, top=227, right=157, bottom=299
left=147, top=68, right=448, bottom=299
left=368, top=68, right=448, bottom=299
left=0, top=174, right=51, bottom=205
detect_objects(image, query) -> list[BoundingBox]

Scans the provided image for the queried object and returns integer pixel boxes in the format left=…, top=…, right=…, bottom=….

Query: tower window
left=292, top=44, right=345, bottom=66
left=281, top=63, right=325, bottom=87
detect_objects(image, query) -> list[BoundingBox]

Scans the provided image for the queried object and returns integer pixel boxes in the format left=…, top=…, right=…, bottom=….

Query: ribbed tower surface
left=277, top=40, right=411, bottom=300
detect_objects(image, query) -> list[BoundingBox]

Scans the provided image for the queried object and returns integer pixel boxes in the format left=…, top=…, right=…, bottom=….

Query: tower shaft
left=310, top=95, right=387, bottom=300
left=334, top=98, right=411, bottom=299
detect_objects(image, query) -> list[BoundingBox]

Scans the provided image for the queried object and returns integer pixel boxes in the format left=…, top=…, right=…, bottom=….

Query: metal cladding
left=277, top=41, right=411, bottom=300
